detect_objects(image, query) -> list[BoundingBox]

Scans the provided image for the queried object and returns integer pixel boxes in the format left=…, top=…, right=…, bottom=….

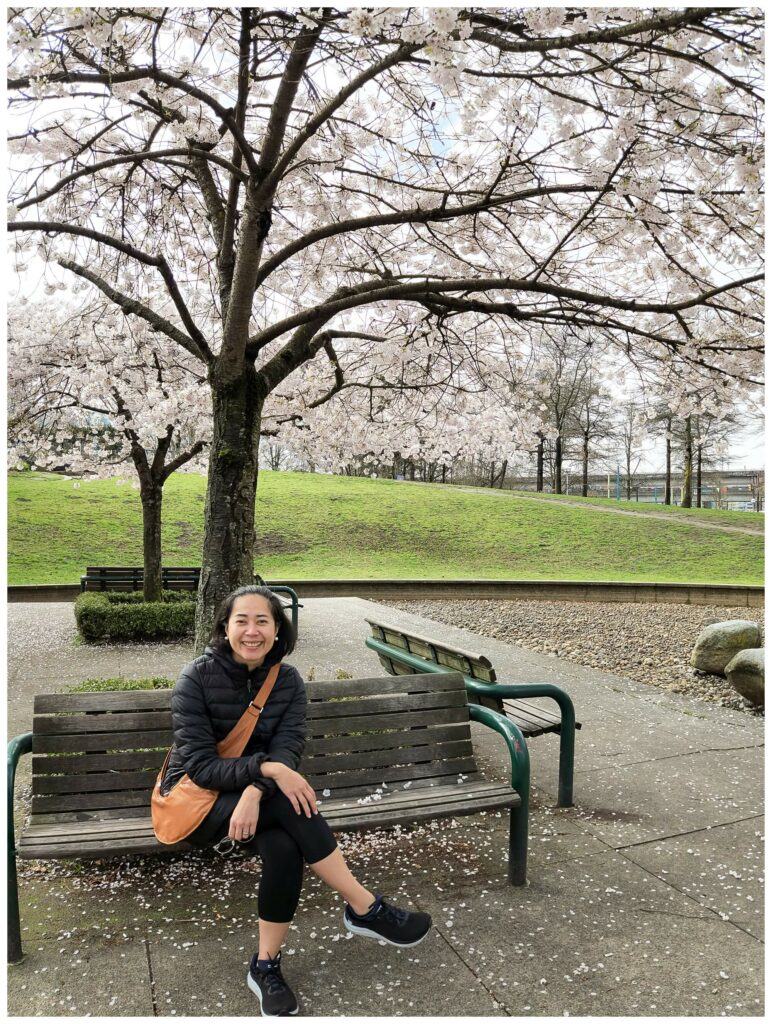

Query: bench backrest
left=366, top=619, right=506, bottom=715
left=366, top=620, right=497, bottom=682
left=82, top=566, right=201, bottom=592
left=30, top=672, right=477, bottom=819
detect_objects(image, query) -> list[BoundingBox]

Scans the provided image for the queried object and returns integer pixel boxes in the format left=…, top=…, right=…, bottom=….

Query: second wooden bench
left=366, top=618, right=580, bottom=807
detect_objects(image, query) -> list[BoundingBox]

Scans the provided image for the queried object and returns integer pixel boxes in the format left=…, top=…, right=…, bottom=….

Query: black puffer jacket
left=165, top=643, right=306, bottom=799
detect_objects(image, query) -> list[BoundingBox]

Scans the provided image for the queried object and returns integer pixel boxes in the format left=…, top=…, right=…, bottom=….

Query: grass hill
left=7, top=470, right=764, bottom=586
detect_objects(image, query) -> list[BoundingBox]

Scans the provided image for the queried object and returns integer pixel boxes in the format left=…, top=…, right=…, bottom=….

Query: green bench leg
left=7, top=732, right=32, bottom=965
left=557, top=717, right=575, bottom=808
left=509, top=802, right=529, bottom=886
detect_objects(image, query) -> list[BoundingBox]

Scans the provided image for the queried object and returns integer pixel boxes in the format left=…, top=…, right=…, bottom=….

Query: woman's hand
left=262, top=762, right=318, bottom=817
left=228, top=786, right=261, bottom=841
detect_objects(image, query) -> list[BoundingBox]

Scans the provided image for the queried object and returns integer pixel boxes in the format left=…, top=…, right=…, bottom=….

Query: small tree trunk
left=536, top=435, right=544, bottom=492
left=140, top=482, right=164, bottom=602
left=498, top=458, right=508, bottom=488
left=195, top=364, right=262, bottom=653
left=665, top=425, right=672, bottom=505
left=554, top=435, right=563, bottom=494
left=681, top=415, right=693, bottom=508
left=696, top=444, right=703, bottom=507
left=581, top=433, right=589, bottom=497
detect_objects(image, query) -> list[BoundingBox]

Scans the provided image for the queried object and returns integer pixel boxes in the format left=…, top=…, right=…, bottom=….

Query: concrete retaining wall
left=7, top=580, right=764, bottom=606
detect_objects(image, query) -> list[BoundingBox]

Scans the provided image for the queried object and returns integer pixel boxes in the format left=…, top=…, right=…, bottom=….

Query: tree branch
left=57, top=257, right=210, bottom=364
left=8, top=66, right=259, bottom=175
left=248, top=272, right=764, bottom=353
left=13, top=147, right=246, bottom=213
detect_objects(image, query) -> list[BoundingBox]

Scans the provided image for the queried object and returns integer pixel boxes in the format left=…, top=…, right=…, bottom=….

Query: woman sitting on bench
left=164, top=584, right=432, bottom=1017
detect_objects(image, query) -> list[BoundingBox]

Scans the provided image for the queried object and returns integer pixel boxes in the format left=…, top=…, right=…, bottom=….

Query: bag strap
left=216, top=662, right=282, bottom=757
left=249, top=661, right=282, bottom=714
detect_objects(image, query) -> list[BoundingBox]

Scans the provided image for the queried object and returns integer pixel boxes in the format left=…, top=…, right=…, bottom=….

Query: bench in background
left=79, top=566, right=302, bottom=633
left=366, top=619, right=579, bottom=807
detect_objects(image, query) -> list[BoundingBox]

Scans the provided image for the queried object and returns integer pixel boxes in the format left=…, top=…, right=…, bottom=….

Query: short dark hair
left=211, top=585, right=296, bottom=659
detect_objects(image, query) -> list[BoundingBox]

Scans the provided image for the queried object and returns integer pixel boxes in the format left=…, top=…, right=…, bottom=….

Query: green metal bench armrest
left=8, top=733, right=32, bottom=855
left=468, top=705, right=530, bottom=885
left=8, top=732, right=32, bottom=964
left=465, top=679, right=576, bottom=731
left=468, top=704, right=529, bottom=797
left=266, top=586, right=302, bottom=633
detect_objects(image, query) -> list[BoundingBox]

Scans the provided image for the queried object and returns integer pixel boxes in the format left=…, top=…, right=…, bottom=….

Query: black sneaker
left=247, top=952, right=299, bottom=1017
left=343, top=894, right=432, bottom=948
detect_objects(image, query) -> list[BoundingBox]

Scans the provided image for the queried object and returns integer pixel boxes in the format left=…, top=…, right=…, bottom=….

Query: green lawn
left=7, top=470, right=764, bottom=585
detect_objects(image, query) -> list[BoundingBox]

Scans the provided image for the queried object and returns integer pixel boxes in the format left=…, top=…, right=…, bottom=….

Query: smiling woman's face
left=224, top=594, right=278, bottom=668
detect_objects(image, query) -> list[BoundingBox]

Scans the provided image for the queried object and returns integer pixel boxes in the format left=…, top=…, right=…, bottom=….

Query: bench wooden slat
left=30, top=805, right=152, bottom=825
left=306, top=688, right=468, bottom=722
left=32, top=730, right=171, bottom=754
left=32, top=790, right=156, bottom=814
left=33, top=711, right=173, bottom=735
left=34, top=691, right=173, bottom=713
left=32, top=751, right=167, bottom=775
left=302, top=737, right=474, bottom=774
left=306, top=672, right=464, bottom=699
left=306, top=722, right=470, bottom=757
left=304, top=756, right=480, bottom=793
left=307, top=706, right=468, bottom=736
left=33, top=771, right=160, bottom=795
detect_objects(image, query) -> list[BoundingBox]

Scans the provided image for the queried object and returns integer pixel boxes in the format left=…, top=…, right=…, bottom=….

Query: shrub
left=98, top=589, right=193, bottom=605
left=74, top=591, right=195, bottom=642
left=67, top=676, right=175, bottom=692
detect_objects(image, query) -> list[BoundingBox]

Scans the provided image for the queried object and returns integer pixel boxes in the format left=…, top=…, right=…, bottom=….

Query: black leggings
left=193, top=791, right=338, bottom=922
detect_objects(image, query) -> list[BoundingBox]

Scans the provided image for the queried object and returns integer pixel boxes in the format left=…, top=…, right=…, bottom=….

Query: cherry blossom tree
left=8, top=6, right=763, bottom=648
left=8, top=300, right=209, bottom=599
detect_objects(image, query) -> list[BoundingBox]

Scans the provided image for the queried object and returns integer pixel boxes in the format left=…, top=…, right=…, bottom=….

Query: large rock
left=690, top=620, right=762, bottom=675
left=725, top=648, right=765, bottom=706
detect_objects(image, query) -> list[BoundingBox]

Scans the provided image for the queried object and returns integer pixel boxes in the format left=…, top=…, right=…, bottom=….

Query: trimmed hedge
left=67, top=676, right=175, bottom=692
left=74, top=590, right=195, bottom=642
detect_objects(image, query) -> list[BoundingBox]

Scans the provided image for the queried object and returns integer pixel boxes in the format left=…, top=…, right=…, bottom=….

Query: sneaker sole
left=247, top=971, right=299, bottom=1017
left=344, top=914, right=431, bottom=948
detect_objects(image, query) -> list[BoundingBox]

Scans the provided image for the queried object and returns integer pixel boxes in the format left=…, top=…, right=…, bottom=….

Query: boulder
left=725, top=648, right=765, bottom=706
left=690, top=620, right=762, bottom=675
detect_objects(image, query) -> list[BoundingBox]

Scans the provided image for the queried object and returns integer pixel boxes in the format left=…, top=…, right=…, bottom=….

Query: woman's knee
left=255, top=826, right=303, bottom=866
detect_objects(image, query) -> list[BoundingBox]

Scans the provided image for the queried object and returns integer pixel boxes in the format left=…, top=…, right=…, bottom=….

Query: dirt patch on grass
left=254, top=533, right=308, bottom=556
left=172, top=520, right=197, bottom=548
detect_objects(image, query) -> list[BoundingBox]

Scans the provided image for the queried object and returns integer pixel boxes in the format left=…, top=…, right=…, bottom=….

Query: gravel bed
left=383, top=599, right=765, bottom=716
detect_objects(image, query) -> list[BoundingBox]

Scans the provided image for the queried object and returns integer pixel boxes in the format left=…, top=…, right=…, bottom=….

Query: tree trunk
left=554, top=435, right=563, bottom=494
left=536, top=435, right=544, bottom=492
left=696, top=444, right=703, bottom=507
left=581, top=432, right=589, bottom=497
left=665, top=424, right=672, bottom=505
left=194, top=363, right=263, bottom=652
left=681, top=415, right=693, bottom=508
left=498, top=458, right=508, bottom=489
left=140, top=482, right=164, bottom=602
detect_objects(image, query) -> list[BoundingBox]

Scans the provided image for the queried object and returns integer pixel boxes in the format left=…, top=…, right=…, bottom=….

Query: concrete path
left=7, top=599, right=764, bottom=1017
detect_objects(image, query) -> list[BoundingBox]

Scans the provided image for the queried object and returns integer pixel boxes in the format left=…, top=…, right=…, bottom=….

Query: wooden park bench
left=8, top=671, right=529, bottom=964
left=79, top=566, right=302, bottom=632
left=365, top=619, right=580, bottom=808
